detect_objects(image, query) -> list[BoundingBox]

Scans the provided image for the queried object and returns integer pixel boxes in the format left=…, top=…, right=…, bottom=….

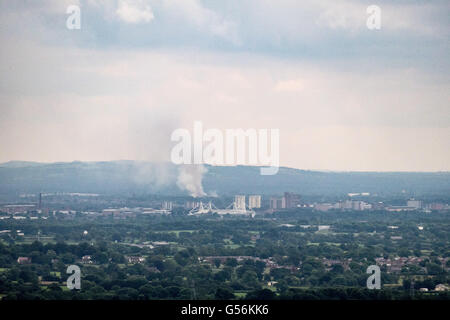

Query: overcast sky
left=0, top=0, right=449, bottom=171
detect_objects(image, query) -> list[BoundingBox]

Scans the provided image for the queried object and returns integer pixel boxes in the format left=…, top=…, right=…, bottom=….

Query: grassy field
left=50, top=271, right=61, bottom=278
left=154, top=230, right=197, bottom=237
left=15, top=236, right=55, bottom=244
left=234, top=291, right=248, bottom=298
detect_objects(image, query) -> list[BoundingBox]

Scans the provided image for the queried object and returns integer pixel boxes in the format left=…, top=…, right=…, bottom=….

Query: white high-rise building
left=162, top=201, right=173, bottom=210
left=234, top=195, right=246, bottom=211
left=248, top=195, right=261, bottom=209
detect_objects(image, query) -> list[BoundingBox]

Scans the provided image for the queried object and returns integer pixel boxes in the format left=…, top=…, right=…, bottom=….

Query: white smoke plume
left=131, top=161, right=176, bottom=188
left=176, top=164, right=207, bottom=197
left=208, top=190, right=218, bottom=197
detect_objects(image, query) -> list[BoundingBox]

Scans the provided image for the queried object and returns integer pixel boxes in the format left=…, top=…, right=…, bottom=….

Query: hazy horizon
left=0, top=1, right=449, bottom=171
left=1, top=159, right=450, bottom=173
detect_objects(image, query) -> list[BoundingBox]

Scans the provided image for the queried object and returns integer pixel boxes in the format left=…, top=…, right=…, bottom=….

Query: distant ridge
left=0, top=161, right=47, bottom=168
left=0, top=161, right=448, bottom=196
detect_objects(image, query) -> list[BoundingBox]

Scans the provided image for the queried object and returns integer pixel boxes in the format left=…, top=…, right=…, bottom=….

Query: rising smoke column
left=176, top=164, right=207, bottom=197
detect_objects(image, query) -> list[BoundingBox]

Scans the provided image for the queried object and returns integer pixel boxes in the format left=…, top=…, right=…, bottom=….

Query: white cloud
left=161, top=0, right=240, bottom=44
left=314, top=0, right=444, bottom=35
left=116, top=0, right=154, bottom=24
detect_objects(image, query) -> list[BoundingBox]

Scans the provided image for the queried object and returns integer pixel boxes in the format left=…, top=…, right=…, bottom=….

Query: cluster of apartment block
left=269, top=192, right=302, bottom=210
left=313, top=198, right=449, bottom=212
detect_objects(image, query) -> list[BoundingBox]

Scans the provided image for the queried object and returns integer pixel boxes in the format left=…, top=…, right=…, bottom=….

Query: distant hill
left=0, top=161, right=449, bottom=197
left=0, top=161, right=46, bottom=168
left=203, top=166, right=450, bottom=196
